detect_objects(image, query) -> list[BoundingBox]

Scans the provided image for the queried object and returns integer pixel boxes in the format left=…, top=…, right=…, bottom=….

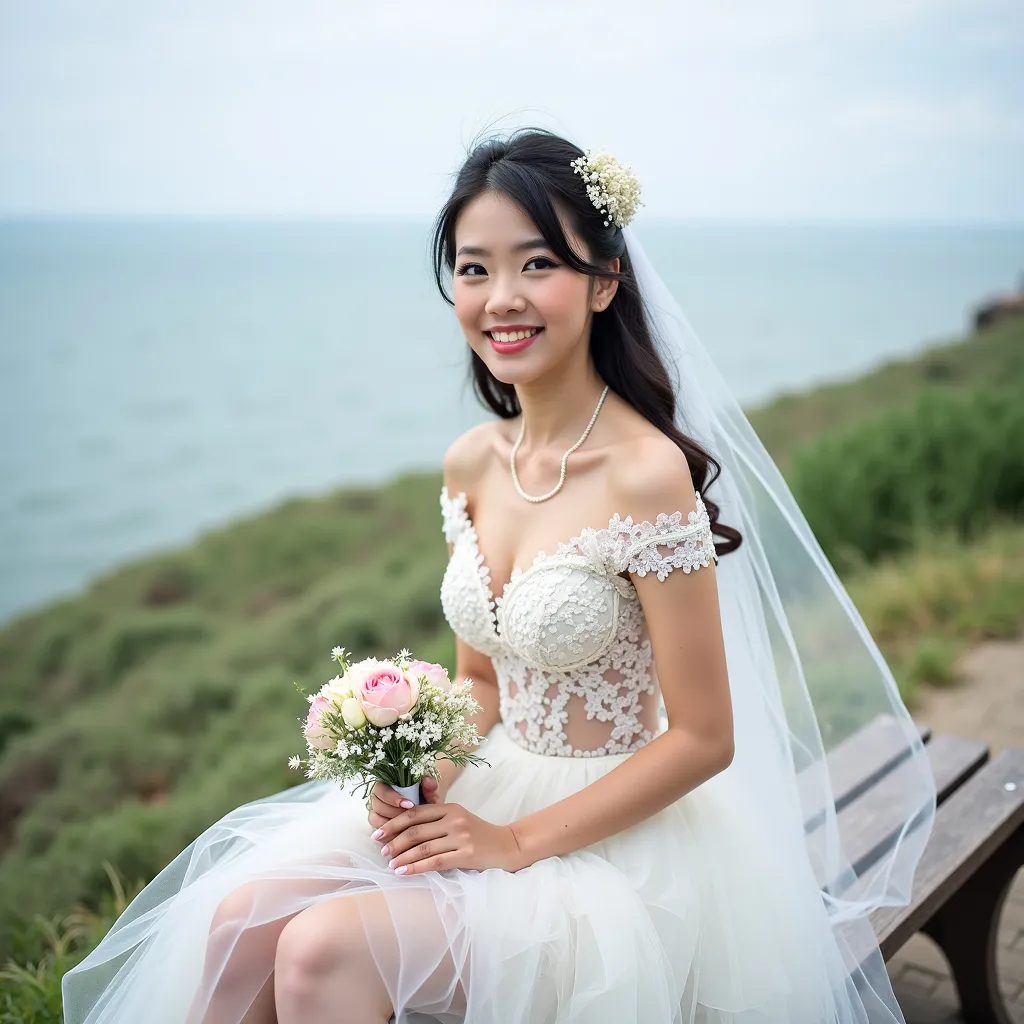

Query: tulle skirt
left=62, top=724, right=873, bottom=1023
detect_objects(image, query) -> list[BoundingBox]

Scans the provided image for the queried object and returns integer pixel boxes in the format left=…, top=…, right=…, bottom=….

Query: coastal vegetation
left=1, top=315, right=1021, bottom=1016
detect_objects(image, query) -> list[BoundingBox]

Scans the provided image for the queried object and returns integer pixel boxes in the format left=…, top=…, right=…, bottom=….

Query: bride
left=62, top=128, right=935, bottom=1023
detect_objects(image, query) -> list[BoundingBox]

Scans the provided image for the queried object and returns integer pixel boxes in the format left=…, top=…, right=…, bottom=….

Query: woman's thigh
left=275, top=887, right=468, bottom=1017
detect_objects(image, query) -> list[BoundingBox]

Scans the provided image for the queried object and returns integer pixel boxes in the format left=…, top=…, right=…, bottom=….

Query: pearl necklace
left=510, top=385, right=610, bottom=504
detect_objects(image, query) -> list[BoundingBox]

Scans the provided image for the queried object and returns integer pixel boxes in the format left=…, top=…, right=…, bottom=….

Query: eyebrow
left=456, top=236, right=551, bottom=258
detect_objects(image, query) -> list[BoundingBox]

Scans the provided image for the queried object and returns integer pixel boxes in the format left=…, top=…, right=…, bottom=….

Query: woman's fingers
left=392, top=851, right=462, bottom=875
left=373, top=781, right=416, bottom=811
left=377, top=806, right=449, bottom=856
left=370, top=796, right=403, bottom=820
left=386, top=835, right=460, bottom=873
left=368, top=781, right=417, bottom=826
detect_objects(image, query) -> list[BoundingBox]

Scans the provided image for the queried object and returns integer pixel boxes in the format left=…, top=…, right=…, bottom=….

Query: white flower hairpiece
left=570, top=149, right=643, bottom=229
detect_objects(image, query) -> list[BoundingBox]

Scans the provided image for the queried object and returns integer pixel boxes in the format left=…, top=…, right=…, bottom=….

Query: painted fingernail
left=388, top=857, right=398, bottom=868
left=394, top=866, right=408, bottom=875
left=400, top=800, right=415, bottom=809
left=371, top=829, right=384, bottom=841
left=380, top=845, right=390, bottom=857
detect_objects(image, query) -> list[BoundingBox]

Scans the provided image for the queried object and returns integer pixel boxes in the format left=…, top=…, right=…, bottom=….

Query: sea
left=1, top=219, right=1022, bottom=625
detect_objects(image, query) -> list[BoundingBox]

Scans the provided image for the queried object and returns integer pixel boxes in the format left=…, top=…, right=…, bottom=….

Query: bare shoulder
left=443, top=421, right=501, bottom=495
left=607, top=432, right=699, bottom=522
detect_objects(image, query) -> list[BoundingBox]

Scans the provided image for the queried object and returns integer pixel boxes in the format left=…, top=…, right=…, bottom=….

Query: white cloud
left=0, top=0, right=1020, bottom=221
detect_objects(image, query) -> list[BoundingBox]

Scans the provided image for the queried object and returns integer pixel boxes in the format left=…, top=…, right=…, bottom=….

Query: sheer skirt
left=64, top=724, right=885, bottom=1023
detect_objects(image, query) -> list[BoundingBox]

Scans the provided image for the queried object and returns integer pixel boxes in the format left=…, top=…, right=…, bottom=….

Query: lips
left=486, top=327, right=542, bottom=343
left=486, top=327, right=543, bottom=355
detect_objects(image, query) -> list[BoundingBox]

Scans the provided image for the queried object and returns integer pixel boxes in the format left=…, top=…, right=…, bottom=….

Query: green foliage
left=0, top=864, right=136, bottom=1024
left=0, top=918, right=72, bottom=1024
left=749, top=314, right=1024, bottom=469
left=0, top=470, right=448, bottom=959
left=790, top=387, right=1024, bottom=572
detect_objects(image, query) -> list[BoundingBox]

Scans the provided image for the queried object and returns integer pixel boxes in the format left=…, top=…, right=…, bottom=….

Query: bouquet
left=289, top=646, right=488, bottom=805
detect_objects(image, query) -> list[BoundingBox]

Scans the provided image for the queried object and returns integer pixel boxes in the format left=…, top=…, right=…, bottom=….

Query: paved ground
left=887, top=639, right=1024, bottom=1023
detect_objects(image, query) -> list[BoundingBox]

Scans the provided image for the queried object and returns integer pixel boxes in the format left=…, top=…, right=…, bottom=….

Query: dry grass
left=847, top=520, right=1024, bottom=702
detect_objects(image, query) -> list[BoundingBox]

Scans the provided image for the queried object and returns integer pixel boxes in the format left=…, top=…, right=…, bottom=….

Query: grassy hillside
left=749, top=315, right=1024, bottom=469
left=0, top=316, right=1021, bottom=964
left=0, top=472, right=454, bottom=954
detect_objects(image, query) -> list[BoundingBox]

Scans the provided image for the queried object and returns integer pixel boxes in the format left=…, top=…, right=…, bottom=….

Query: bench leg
left=921, top=822, right=1023, bottom=1024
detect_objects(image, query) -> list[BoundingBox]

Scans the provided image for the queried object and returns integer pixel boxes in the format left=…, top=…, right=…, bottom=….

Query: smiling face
left=452, top=190, right=616, bottom=387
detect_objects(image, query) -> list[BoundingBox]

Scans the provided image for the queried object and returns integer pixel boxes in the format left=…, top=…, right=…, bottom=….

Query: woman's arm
left=435, top=637, right=501, bottom=798
left=435, top=425, right=503, bottom=796
left=369, top=426, right=501, bottom=827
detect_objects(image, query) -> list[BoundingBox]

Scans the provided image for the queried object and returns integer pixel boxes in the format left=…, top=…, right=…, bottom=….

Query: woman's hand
left=371, top=801, right=525, bottom=875
left=367, top=777, right=445, bottom=833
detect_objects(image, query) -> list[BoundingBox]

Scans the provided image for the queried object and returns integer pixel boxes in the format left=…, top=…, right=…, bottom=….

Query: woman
left=63, top=128, right=935, bottom=1023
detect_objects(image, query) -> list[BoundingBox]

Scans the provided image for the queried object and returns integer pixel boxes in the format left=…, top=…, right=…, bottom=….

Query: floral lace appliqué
left=439, top=487, right=717, bottom=757
left=623, top=508, right=717, bottom=581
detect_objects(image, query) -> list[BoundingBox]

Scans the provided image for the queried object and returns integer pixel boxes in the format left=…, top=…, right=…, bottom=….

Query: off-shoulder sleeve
left=440, top=487, right=469, bottom=545
left=619, top=492, right=718, bottom=582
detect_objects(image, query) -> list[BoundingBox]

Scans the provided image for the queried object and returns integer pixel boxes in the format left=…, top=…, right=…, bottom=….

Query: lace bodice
left=439, top=487, right=718, bottom=757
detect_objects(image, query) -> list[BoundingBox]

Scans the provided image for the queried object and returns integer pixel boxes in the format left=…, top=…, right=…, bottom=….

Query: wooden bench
left=816, top=714, right=1024, bottom=1023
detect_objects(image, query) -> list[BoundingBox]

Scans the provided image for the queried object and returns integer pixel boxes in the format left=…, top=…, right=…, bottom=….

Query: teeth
left=490, top=328, right=539, bottom=343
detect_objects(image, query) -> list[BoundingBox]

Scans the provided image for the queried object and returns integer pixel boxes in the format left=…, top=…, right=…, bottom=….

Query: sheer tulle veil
left=622, top=223, right=936, bottom=1013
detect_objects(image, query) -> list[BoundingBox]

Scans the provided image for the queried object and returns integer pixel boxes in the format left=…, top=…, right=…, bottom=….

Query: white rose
left=324, top=673, right=353, bottom=701
left=341, top=697, right=368, bottom=730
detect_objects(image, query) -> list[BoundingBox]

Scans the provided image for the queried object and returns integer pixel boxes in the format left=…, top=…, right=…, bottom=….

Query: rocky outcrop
left=975, top=277, right=1024, bottom=330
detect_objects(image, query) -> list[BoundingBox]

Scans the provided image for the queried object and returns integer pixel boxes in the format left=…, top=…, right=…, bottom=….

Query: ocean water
left=1, top=219, right=1021, bottom=624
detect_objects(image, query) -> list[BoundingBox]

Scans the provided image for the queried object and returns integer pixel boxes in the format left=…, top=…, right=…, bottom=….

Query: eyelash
left=455, top=256, right=558, bottom=277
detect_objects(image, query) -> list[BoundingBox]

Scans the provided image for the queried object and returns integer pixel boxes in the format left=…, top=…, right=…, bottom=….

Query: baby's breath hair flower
left=570, top=149, right=643, bottom=228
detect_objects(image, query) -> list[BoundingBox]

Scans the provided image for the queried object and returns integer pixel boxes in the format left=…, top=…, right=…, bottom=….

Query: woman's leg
left=273, top=888, right=466, bottom=1024
left=189, top=877, right=347, bottom=1024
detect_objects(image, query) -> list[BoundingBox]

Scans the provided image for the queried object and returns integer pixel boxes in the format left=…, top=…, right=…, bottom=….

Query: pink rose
left=303, top=695, right=335, bottom=751
left=406, top=660, right=450, bottom=691
left=351, top=660, right=419, bottom=727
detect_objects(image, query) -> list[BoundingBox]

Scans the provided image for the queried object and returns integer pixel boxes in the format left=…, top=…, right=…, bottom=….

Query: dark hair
left=430, top=127, right=741, bottom=557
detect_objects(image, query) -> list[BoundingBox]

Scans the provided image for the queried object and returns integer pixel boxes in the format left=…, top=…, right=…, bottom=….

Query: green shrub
left=749, top=314, right=1024, bottom=468
left=791, top=387, right=1024, bottom=571
left=0, top=864, right=137, bottom=1024
left=0, top=471, right=452, bottom=959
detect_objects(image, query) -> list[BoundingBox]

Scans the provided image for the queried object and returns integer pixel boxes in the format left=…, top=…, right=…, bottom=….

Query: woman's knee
left=273, top=900, right=369, bottom=1006
left=210, top=882, right=262, bottom=935
left=276, top=900, right=360, bottom=973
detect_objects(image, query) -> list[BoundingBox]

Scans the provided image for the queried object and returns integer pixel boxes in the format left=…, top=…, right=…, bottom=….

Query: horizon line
left=3, top=213, right=1024, bottom=230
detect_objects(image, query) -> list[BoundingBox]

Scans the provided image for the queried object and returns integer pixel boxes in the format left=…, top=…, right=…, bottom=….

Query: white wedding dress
left=63, top=487, right=869, bottom=1023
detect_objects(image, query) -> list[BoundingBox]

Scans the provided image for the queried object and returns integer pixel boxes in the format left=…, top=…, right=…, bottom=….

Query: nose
left=484, top=275, right=527, bottom=318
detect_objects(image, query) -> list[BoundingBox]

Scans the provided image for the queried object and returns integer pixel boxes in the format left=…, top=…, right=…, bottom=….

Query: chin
left=479, top=358, right=547, bottom=387
left=469, top=331, right=576, bottom=387
left=468, top=343, right=548, bottom=387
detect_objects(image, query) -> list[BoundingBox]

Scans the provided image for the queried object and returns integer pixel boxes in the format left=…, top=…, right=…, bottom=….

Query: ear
left=591, top=258, right=621, bottom=313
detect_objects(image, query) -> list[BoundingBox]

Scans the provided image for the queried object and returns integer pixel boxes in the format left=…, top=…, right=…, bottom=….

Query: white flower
left=287, top=755, right=302, bottom=770
left=324, top=674, right=354, bottom=701
left=331, top=646, right=346, bottom=660
left=570, top=149, right=643, bottom=229
left=341, top=696, right=368, bottom=730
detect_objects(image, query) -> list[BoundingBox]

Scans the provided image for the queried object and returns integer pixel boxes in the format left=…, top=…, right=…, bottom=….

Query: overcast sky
left=1, top=1, right=1021, bottom=222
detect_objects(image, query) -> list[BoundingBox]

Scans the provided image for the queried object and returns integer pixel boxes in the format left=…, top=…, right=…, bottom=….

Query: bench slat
left=834, top=733, right=988, bottom=883
left=801, top=715, right=931, bottom=831
left=871, top=747, right=1024, bottom=958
